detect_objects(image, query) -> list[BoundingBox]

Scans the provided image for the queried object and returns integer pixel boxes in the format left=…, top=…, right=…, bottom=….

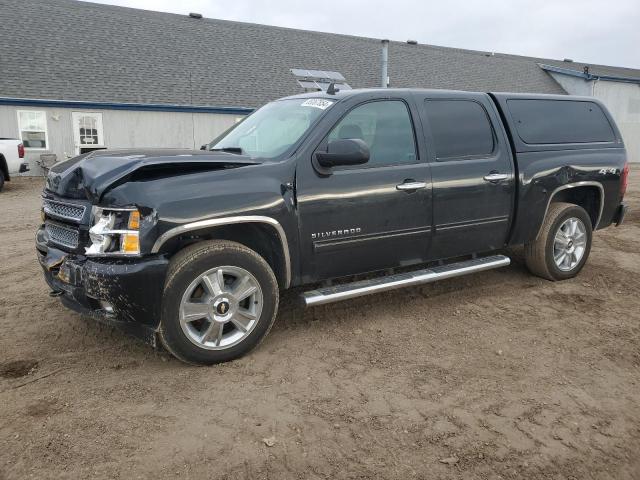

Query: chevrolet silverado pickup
left=0, top=138, right=29, bottom=190
left=37, top=89, right=629, bottom=364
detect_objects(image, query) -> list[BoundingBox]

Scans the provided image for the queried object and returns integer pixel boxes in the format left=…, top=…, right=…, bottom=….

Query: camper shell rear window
left=507, top=99, right=615, bottom=145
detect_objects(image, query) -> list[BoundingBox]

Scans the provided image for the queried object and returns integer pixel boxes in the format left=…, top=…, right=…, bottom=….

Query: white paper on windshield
left=301, top=99, right=334, bottom=110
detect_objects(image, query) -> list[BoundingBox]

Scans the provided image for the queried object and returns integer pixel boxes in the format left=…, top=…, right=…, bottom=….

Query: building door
left=71, top=112, right=105, bottom=154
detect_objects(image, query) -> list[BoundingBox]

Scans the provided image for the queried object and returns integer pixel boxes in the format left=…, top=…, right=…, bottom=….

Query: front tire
left=159, top=240, right=279, bottom=365
left=0, top=170, right=5, bottom=192
left=524, top=202, right=593, bottom=281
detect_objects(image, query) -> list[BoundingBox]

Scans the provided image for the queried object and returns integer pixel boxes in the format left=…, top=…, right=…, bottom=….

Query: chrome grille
left=43, top=199, right=86, bottom=222
left=45, top=222, right=80, bottom=249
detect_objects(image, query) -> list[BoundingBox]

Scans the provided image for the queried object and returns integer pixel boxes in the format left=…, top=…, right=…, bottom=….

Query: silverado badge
left=311, top=228, right=362, bottom=240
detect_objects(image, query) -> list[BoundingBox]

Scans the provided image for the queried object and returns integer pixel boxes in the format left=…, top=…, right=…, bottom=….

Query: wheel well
left=162, top=223, right=288, bottom=289
left=550, top=185, right=601, bottom=228
left=0, top=155, right=9, bottom=181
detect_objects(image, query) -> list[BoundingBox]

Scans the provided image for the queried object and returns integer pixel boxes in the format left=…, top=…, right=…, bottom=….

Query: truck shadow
left=274, top=250, right=533, bottom=333
left=38, top=250, right=534, bottom=366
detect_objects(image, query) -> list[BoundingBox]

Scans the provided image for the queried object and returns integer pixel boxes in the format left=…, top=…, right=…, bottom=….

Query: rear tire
left=159, top=240, right=279, bottom=365
left=0, top=170, right=5, bottom=192
left=524, top=202, right=592, bottom=281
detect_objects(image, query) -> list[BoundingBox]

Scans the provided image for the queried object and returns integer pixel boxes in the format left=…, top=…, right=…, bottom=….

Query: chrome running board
left=301, top=255, right=511, bottom=307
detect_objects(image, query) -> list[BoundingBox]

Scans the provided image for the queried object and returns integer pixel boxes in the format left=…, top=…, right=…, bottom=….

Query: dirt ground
left=1, top=171, right=639, bottom=480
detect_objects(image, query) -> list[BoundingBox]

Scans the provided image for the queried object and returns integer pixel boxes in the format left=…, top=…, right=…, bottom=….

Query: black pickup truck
left=37, top=88, right=629, bottom=364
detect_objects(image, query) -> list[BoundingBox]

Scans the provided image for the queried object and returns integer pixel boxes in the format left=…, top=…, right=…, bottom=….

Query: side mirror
left=200, top=144, right=208, bottom=151
left=316, top=139, right=370, bottom=169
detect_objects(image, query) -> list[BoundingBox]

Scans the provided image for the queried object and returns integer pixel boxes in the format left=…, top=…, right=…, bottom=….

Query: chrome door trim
left=436, top=215, right=509, bottom=232
left=537, top=181, right=605, bottom=238
left=313, top=226, right=431, bottom=252
left=151, top=216, right=291, bottom=287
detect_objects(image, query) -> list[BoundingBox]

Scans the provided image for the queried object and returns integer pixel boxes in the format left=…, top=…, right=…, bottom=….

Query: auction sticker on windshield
left=301, top=99, right=334, bottom=110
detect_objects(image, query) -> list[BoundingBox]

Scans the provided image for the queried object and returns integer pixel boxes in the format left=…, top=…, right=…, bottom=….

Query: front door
left=297, top=97, right=432, bottom=282
left=416, top=93, right=515, bottom=259
left=71, top=112, right=105, bottom=155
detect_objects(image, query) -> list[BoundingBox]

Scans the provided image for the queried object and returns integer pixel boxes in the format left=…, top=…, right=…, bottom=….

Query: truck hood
left=45, top=149, right=260, bottom=202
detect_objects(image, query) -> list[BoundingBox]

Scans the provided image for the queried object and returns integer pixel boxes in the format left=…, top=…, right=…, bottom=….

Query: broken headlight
left=86, top=207, right=141, bottom=256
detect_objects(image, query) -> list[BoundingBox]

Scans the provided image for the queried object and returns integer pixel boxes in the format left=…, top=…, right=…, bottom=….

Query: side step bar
left=301, top=255, right=510, bottom=307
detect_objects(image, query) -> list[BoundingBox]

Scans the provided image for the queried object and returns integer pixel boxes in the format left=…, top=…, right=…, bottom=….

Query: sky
left=86, top=0, right=640, bottom=69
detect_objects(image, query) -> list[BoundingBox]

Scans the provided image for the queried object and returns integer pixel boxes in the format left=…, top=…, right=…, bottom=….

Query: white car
left=0, top=138, right=29, bottom=191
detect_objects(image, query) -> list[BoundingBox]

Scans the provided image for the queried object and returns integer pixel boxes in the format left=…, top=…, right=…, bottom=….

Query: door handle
left=396, top=181, right=427, bottom=191
left=483, top=173, right=508, bottom=183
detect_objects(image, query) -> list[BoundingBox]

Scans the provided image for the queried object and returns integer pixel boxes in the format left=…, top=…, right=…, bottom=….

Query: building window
left=80, top=116, right=99, bottom=144
left=17, top=110, right=48, bottom=149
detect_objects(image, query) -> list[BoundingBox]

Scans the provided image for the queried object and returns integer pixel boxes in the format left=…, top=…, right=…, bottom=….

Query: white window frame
left=71, top=112, right=105, bottom=154
left=17, top=110, right=49, bottom=150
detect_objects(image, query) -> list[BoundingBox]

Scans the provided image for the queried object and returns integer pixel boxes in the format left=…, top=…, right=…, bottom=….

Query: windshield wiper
left=211, top=147, right=243, bottom=155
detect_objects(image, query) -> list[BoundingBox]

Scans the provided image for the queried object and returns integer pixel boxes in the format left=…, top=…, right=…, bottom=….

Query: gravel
left=1, top=171, right=639, bottom=479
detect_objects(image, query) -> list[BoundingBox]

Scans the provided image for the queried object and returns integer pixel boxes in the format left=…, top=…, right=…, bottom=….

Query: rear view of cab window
left=507, top=99, right=616, bottom=144
left=425, top=100, right=495, bottom=160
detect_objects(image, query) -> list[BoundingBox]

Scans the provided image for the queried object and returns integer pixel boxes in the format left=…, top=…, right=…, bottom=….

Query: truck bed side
left=489, top=92, right=628, bottom=245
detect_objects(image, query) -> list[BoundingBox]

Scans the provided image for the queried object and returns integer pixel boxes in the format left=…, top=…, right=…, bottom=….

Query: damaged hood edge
left=46, top=150, right=261, bottom=202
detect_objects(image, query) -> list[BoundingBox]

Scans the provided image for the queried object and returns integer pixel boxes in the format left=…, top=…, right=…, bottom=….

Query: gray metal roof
left=2, top=0, right=639, bottom=109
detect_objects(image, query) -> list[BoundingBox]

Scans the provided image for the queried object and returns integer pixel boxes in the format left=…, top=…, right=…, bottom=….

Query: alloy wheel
left=553, top=217, right=587, bottom=272
left=179, top=266, right=263, bottom=350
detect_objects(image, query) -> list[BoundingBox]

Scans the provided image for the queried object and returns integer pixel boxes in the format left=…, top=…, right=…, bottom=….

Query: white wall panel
left=0, top=106, right=245, bottom=175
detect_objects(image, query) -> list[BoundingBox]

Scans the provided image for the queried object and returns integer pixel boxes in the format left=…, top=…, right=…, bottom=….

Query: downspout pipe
left=381, top=39, right=389, bottom=88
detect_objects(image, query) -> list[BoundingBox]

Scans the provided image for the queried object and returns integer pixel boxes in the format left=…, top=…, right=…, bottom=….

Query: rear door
left=296, top=93, right=433, bottom=282
left=415, top=91, right=515, bottom=259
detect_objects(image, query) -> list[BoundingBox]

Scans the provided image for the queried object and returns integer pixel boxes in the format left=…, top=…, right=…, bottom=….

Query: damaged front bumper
left=36, top=227, right=169, bottom=345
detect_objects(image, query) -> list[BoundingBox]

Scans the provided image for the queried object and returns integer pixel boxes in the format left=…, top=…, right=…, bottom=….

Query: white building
left=542, top=64, right=640, bottom=164
left=1, top=0, right=638, bottom=175
left=0, top=100, right=247, bottom=167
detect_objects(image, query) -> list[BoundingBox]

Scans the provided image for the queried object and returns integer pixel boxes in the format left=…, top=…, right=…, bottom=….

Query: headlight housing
left=86, top=206, right=141, bottom=256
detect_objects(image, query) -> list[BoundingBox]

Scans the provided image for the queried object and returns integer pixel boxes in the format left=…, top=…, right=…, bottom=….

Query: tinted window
left=328, top=100, right=417, bottom=167
left=424, top=100, right=495, bottom=160
left=507, top=99, right=615, bottom=144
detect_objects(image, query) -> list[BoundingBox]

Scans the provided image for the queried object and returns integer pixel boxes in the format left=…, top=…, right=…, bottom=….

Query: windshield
left=210, top=98, right=335, bottom=159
